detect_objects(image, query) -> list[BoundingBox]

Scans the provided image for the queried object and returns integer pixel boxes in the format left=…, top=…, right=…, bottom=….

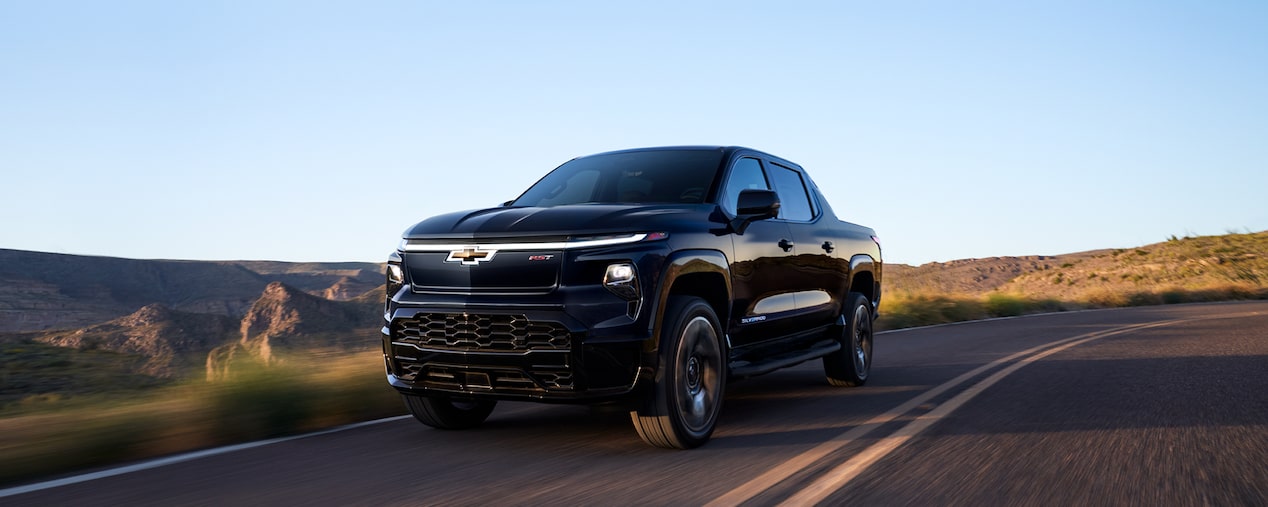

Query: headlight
left=603, top=263, right=639, bottom=301
left=385, top=251, right=405, bottom=317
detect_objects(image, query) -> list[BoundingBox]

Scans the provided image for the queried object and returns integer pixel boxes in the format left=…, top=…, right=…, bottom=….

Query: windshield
left=511, top=149, right=725, bottom=207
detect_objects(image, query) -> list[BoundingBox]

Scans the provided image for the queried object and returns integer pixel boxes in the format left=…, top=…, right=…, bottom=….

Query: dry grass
left=0, top=351, right=404, bottom=486
left=876, top=291, right=1068, bottom=330
left=878, top=283, right=1268, bottom=330
left=879, top=231, right=1268, bottom=330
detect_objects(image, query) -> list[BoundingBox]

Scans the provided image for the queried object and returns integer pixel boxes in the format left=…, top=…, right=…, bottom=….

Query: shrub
left=877, top=293, right=987, bottom=330
left=207, top=364, right=313, bottom=441
left=1127, top=292, right=1162, bottom=306
left=984, top=294, right=1027, bottom=317
left=1160, top=290, right=1187, bottom=304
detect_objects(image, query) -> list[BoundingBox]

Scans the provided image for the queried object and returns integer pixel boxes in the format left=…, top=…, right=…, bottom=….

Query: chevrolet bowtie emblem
left=446, top=246, right=496, bottom=266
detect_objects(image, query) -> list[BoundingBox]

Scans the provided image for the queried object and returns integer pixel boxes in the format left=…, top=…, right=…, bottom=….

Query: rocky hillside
left=886, top=254, right=1083, bottom=296
left=0, top=250, right=387, bottom=409
left=223, top=261, right=384, bottom=300
left=12, top=280, right=381, bottom=382
left=35, top=304, right=237, bottom=378
left=888, top=231, right=1268, bottom=300
left=3, top=279, right=383, bottom=411
left=206, top=282, right=381, bottom=379
left=0, top=249, right=382, bottom=333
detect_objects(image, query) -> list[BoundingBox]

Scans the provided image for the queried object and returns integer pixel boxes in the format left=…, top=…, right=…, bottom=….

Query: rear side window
left=768, top=163, right=815, bottom=221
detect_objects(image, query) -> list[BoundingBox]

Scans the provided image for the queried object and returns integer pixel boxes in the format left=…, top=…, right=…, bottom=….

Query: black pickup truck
left=383, top=146, right=882, bottom=448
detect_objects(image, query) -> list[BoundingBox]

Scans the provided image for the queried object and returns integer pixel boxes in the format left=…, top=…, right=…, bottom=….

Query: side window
left=720, top=157, right=770, bottom=214
left=768, top=163, right=814, bottom=221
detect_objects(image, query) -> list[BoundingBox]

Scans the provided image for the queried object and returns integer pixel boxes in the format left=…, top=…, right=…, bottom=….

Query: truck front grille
left=391, top=313, right=572, bottom=351
left=394, top=361, right=575, bottom=391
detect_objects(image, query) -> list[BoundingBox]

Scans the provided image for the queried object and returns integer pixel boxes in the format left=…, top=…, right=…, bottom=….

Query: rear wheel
left=402, top=394, right=496, bottom=429
left=630, top=296, right=726, bottom=449
left=824, top=292, right=873, bottom=387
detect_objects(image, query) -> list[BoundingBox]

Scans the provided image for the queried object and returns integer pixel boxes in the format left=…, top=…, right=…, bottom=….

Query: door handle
left=822, top=241, right=834, bottom=253
left=778, top=239, right=795, bottom=252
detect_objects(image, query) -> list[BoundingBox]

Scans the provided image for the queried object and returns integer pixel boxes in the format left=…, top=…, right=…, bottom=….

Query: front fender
left=646, top=249, right=731, bottom=354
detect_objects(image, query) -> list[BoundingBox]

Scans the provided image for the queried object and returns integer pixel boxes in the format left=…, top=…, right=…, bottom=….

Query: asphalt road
left=6, top=301, right=1267, bottom=506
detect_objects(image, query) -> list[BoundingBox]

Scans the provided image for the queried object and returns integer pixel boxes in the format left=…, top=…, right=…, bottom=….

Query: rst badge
left=446, top=246, right=497, bottom=266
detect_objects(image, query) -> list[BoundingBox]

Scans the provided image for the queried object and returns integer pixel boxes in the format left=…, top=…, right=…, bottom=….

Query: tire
left=824, top=292, right=874, bottom=387
left=402, top=394, right=496, bottom=430
left=630, top=296, right=726, bottom=449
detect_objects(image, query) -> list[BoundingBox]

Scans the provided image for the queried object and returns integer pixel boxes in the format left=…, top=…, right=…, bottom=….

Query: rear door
left=764, top=161, right=848, bottom=329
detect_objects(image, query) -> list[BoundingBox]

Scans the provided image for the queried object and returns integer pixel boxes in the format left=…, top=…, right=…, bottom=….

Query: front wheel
left=824, top=292, right=874, bottom=387
left=630, top=296, right=726, bottom=449
left=402, top=394, right=496, bottom=429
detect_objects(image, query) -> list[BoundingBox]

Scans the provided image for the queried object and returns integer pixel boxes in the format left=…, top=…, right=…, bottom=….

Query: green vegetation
left=0, top=352, right=404, bottom=485
left=0, top=340, right=169, bottom=413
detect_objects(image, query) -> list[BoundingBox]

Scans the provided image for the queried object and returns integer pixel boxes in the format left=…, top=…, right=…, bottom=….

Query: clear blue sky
left=3, top=1, right=1265, bottom=266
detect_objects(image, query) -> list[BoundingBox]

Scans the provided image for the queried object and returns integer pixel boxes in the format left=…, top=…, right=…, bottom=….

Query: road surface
left=5, top=301, right=1267, bottom=506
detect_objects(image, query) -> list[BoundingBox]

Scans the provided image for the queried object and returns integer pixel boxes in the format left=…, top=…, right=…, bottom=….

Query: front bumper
left=383, top=302, right=650, bottom=402
left=384, top=239, right=669, bottom=402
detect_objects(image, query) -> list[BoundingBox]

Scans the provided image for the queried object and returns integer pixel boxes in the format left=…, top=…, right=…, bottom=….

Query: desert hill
left=887, top=231, right=1267, bottom=301
left=35, top=304, right=237, bottom=378
left=2, top=279, right=384, bottom=410
left=0, top=249, right=387, bottom=410
left=886, top=254, right=1077, bottom=295
left=206, top=282, right=381, bottom=379
left=15, top=281, right=380, bottom=381
left=0, top=249, right=383, bottom=333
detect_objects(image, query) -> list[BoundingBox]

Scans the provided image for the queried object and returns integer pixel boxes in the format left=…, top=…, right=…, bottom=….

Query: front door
left=721, top=156, right=800, bottom=348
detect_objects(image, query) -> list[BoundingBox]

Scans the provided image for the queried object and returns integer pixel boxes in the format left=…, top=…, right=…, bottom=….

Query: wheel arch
left=648, top=250, right=731, bottom=353
left=848, top=254, right=881, bottom=311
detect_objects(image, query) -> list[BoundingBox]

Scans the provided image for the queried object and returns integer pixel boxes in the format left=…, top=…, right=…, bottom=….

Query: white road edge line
left=707, top=320, right=1183, bottom=507
left=0, top=415, right=413, bottom=499
left=778, top=319, right=1184, bottom=506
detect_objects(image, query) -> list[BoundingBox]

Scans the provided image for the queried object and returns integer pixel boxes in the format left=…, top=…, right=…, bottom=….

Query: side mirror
left=501, top=200, right=514, bottom=207
left=736, top=189, right=780, bottom=219
left=731, top=189, right=780, bottom=234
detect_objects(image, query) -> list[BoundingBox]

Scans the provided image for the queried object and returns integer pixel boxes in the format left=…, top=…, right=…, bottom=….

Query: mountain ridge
left=0, top=248, right=384, bottom=333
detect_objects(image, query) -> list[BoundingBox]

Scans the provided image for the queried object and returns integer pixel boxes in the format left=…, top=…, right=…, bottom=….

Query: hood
left=402, top=204, right=719, bottom=240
